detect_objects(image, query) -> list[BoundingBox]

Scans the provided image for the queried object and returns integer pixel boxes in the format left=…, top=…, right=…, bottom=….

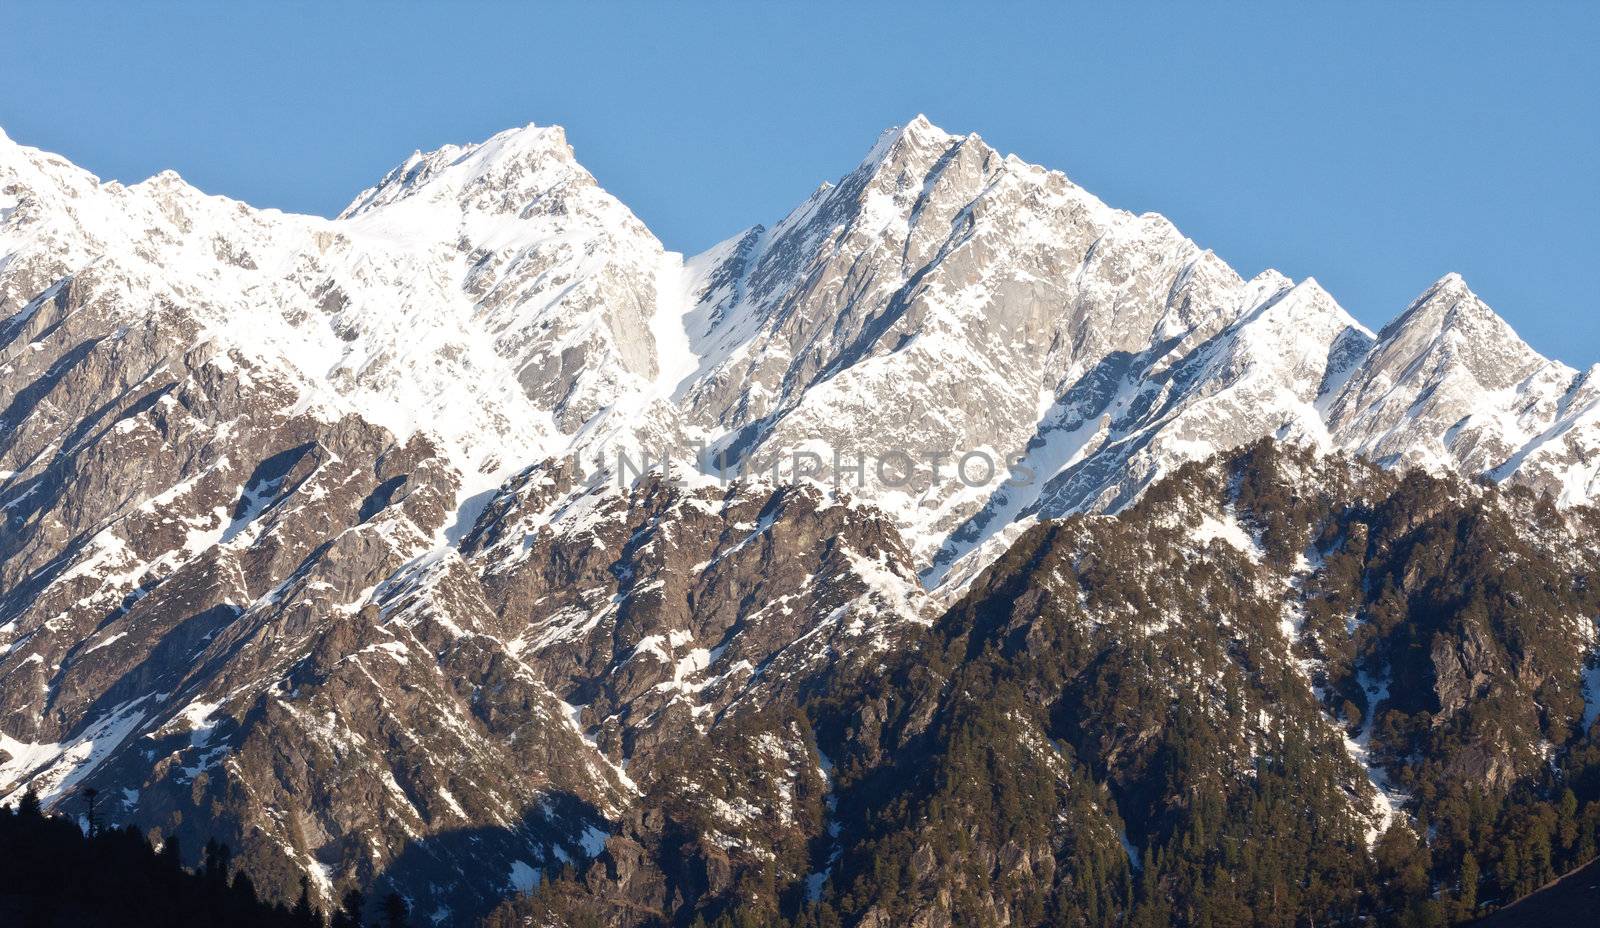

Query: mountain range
left=2, top=117, right=1599, bottom=927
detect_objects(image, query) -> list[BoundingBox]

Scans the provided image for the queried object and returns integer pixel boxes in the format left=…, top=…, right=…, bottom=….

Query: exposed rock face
left=679, top=118, right=1365, bottom=574
left=1326, top=273, right=1580, bottom=478
left=670, top=117, right=1600, bottom=581
left=493, top=444, right=1600, bottom=928
left=3, top=116, right=1600, bottom=926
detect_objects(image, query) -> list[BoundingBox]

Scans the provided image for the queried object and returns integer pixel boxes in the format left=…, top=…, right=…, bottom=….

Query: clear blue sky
left=3, top=3, right=1596, bottom=364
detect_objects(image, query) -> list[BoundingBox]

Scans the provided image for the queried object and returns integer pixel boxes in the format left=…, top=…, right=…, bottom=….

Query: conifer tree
left=331, top=888, right=364, bottom=928
left=1457, top=852, right=1479, bottom=920
left=292, top=876, right=320, bottom=928
left=382, top=890, right=409, bottom=928
left=160, top=833, right=183, bottom=870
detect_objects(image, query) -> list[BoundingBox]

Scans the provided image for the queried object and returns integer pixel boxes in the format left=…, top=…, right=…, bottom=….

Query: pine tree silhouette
left=381, top=890, right=409, bottom=928
left=160, top=832, right=182, bottom=870
left=0, top=797, right=305, bottom=927
left=80, top=786, right=99, bottom=837
left=292, top=876, right=321, bottom=928
left=202, top=837, right=232, bottom=885
left=331, top=888, right=364, bottom=928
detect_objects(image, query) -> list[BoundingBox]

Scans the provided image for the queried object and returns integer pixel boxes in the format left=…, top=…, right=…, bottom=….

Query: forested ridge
left=9, top=443, right=1600, bottom=928
left=497, top=443, right=1600, bottom=928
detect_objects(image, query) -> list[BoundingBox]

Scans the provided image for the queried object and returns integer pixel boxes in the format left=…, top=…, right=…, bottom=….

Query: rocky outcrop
left=5, top=115, right=1600, bottom=927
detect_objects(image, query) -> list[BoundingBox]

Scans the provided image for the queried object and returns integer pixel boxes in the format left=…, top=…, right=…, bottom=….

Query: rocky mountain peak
left=1372, top=272, right=1553, bottom=390
left=1321, top=273, right=1583, bottom=481
left=124, top=168, right=207, bottom=210
left=0, top=131, right=98, bottom=213
left=862, top=113, right=963, bottom=165
left=338, top=122, right=587, bottom=220
left=5, top=117, right=1600, bottom=924
left=0, top=125, right=44, bottom=173
left=828, top=115, right=1004, bottom=247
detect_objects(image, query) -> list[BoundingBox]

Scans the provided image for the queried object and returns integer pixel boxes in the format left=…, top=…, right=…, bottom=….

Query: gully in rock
left=1, top=8, right=1595, bottom=927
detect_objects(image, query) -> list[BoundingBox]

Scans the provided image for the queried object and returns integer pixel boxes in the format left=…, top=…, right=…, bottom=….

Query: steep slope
left=933, top=274, right=1374, bottom=586
left=4, top=115, right=1600, bottom=928
left=335, top=125, right=694, bottom=448
left=670, top=118, right=1600, bottom=586
left=504, top=443, right=1600, bottom=928
left=1326, top=273, right=1572, bottom=474
left=678, top=116, right=1364, bottom=573
left=0, top=123, right=709, bottom=919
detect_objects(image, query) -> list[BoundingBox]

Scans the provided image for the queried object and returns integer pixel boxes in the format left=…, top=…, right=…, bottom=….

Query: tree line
left=0, top=790, right=411, bottom=928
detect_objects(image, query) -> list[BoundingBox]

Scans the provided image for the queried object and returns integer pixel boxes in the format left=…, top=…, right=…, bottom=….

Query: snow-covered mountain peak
left=1321, top=272, right=1584, bottom=483
left=864, top=113, right=962, bottom=162
left=121, top=168, right=216, bottom=216
left=1386, top=272, right=1493, bottom=336
left=0, top=121, right=699, bottom=515
left=1375, top=272, right=1558, bottom=391
left=0, top=124, right=31, bottom=180
left=0, top=130, right=214, bottom=223
left=0, top=129, right=99, bottom=204
left=851, top=115, right=994, bottom=211
left=132, top=167, right=188, bottom=188
left=5, top=118, right=1598, bottom=593
left=0, top=124, right=40, bottom=166
left=338, top=122, right=585, bottom=220
left=1252, top=276, right=1364, bottom=334
left=9, top=118, right=1600, bottom=917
